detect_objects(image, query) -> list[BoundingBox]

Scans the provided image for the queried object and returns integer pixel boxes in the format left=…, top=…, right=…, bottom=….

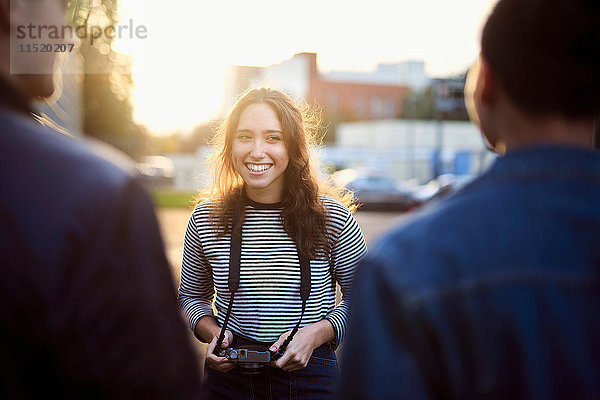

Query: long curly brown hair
left=197, top=88, right=356, bottom=259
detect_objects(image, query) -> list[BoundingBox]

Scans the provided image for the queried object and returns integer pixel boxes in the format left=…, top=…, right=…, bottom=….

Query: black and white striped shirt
left=178, top=195, right=367, bottom=347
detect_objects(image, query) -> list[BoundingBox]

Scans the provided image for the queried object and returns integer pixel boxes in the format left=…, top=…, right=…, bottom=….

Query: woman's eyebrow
left=235, top=129, right=282, bottom=134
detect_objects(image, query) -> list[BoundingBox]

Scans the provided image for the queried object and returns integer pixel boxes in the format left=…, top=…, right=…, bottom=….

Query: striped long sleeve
left=178, top=213, right=215, bottom=335
left=324, top=209, right=367, bottom=346
left=178, top=196, right=367, bottom=347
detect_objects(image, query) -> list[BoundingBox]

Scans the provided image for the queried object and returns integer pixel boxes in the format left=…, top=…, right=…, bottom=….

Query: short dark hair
left=481, top=0, right=600, bottom=118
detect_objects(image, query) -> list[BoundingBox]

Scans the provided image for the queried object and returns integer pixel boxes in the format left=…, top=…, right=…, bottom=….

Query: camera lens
left=239, top=363, right=264, bottom=375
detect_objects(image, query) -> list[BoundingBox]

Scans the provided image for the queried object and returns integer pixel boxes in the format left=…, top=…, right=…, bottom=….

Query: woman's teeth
left=246, top=163, right=271, bottom=172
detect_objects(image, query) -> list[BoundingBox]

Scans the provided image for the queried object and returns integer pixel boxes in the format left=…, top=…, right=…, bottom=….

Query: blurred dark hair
left=481, top=0, right=600, bottom=118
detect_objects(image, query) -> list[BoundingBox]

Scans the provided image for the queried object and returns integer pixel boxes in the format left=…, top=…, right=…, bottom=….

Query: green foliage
left=403, top=83, right=470, bottom=121
left=65, top=0, right=91, bottom=26
left=151, top=190, right=197, bottom=209
left=178, top=123, right=216, bottom=153
left=403, top=86, right=436, bottom=119
left=67, top=0, right=148, bottom=159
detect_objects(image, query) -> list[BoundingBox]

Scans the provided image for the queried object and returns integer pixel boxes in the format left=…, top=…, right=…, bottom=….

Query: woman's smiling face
left=232, top=103, right=290, bottom=203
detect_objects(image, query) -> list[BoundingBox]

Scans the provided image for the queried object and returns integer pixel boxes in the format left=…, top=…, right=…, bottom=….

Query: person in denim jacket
left=340, top=0, right=600, bottom=399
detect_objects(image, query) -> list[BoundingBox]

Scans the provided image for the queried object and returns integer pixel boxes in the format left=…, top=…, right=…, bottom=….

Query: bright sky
left=114, top=0, right=497, bottom=134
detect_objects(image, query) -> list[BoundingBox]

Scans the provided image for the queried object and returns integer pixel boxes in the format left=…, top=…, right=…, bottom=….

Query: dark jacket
left=341, top=146, right=600, bottom=400
left=0, top=95, right=201, bottom=398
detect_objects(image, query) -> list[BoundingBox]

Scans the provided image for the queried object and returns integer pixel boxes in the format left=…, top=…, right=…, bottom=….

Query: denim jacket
left=340, top=146, right=600, bottom=400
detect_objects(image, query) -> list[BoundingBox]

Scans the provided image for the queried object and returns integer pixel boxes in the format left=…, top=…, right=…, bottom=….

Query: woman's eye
left=237, top=134, right=251, bottom=140
left=267, top=136, right=281, bottom=142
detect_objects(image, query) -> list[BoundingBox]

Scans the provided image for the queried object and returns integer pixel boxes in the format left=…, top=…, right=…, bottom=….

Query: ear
left=478, top=58, right=497, bottom=107
left=470, top=57, right=505, bottom=154
left=0, top=0, right=9, bottom=34
left=464, top=58, right=481, bottom=127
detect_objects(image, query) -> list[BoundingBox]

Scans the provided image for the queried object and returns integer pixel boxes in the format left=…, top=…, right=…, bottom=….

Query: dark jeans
left=202, top=334, right=338, bottom=400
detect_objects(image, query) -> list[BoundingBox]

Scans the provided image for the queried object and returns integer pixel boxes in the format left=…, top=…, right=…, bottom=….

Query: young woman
left=178, top=88, right=367, bottom=399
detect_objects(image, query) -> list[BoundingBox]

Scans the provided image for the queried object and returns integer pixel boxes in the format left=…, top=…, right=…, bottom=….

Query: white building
left=168, top=146, right=212, bottom=192
left=223, top=53, right=313, bottom=110
left=325, top=60, right=430, bottom=90
left=326, top=119, right=494, bottom=183
left=223, top=53, right=429, bottom=116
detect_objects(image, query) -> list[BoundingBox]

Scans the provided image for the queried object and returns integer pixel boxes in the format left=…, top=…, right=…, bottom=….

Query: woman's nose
left=250, top=139, right=265, bottom=158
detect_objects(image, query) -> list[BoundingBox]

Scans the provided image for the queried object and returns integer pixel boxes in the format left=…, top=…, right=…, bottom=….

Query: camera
left=218, top=344, right=283, bottom=374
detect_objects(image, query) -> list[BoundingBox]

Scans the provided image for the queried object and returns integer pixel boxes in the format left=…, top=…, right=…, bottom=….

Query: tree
left=68, top=0, right=148, bottom=158
left=178, top=122, right=217, bottom=153
left=402, top=72, right=471, bottom=122
left=403, top=86, right=436, bottom=120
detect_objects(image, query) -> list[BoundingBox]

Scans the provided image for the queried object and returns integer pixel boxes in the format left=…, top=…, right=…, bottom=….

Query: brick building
left=224, top=52, right=414, bottom=122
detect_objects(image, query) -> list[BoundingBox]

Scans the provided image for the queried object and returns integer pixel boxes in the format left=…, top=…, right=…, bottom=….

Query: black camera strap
left=214, top=205, right=242, bottom=353
left=214, top=203, right=311, bottom=356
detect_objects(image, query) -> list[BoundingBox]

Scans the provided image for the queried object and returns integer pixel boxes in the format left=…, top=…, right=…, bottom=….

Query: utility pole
left=433, top=80, right=450, bottom=180
left=434, top=109, right=443, bottom=180
left=408, top=94, right=417, bottom=180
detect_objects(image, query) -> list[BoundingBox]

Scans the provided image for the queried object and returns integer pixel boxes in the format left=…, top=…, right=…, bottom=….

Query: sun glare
left=113, top=0, right=497, bottom=135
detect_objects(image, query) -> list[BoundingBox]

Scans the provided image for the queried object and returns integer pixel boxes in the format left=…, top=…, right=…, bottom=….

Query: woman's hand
left=269, top=320, right=335, bottom=372
left=205, top=330, right=236, bottom=373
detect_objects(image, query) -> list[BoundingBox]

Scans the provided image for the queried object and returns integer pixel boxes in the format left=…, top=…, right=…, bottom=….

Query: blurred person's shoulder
left=0, top=108, right=137, bottom=197
left=361, top=173, right=501, bottom=298
left=376, top=171, right=496, bottom=241
left=0, top=108, right=156, bottom=273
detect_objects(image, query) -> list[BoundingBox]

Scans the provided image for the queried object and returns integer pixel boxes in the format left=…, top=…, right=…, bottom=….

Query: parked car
left=335, top=170, right=418, bottom=211
left=136, top=155, right=175, bottom=188
left=411, top=174, right=478, bottom=206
